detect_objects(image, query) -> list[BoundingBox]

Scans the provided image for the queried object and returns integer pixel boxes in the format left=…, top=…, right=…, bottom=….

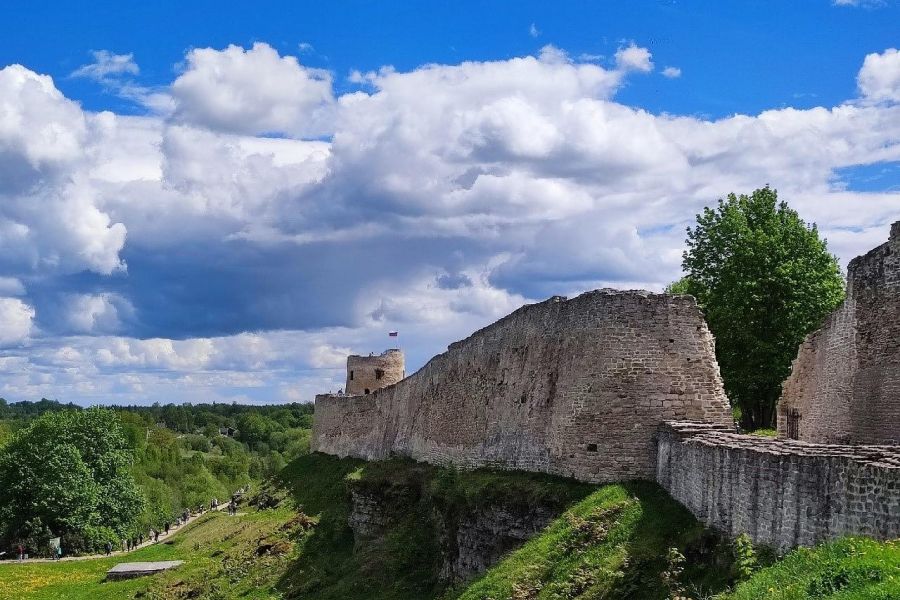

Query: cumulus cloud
left=170, top=42, right=335, bottom=137
left=858, top=48, right=900, bottom=103
left=0, top=298, right=34, bottom=346
left=0, top=65, right=127, bottom=276
left=614, top=42, right=654, bottom=73
left=63, top=293, right=131, bottom=334
left=0, top=44, right=898, bottom=404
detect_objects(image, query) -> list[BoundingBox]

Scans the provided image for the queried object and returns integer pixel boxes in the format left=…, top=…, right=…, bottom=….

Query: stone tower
left=345, top=349, right=405, bottom=396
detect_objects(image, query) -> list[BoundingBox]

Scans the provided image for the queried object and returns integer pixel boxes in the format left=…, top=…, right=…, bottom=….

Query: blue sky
left=0, top=1, right=897, bottom=405
left=4, top=1, right=897, bottom=117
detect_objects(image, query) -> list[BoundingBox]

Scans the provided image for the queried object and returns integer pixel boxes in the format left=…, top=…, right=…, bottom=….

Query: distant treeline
left=0, top=399, right=314, bottom=557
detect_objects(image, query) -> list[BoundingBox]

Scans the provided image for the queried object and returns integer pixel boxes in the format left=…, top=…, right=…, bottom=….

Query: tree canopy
left=0, top=408, right=143, bottom=552
left=678, top=187, right=845, bottom=430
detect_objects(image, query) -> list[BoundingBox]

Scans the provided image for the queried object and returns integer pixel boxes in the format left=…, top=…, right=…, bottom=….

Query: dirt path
left=0, top=504, right=230, bottom=564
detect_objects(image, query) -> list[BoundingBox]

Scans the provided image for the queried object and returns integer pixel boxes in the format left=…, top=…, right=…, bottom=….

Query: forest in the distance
left=0, top=398, right=313, bottom=557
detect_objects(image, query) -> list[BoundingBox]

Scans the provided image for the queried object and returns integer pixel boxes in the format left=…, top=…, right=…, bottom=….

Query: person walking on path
left=105, top=541, right=112, bottom=556
left=17, top=544, right=24, bottom=561
left=164, top=521, right=170, bottom=535
left=138, top=533, right=143, bottom=546
left=55, top=545, right=62, bottom=561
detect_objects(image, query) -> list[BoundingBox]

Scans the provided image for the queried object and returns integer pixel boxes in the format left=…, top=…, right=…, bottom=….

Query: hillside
left=4, top=453, right=897, bottom=600
left=275, top=453, right=739, bottom=600
left=0, top=500, right=300, bottom=599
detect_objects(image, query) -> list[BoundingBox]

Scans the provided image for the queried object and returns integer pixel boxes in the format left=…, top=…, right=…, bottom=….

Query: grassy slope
left=0, top=504, right=300, bottom=600
left=276, top=454, right=598, bottom=600
left=5, top=453, right=897, bottom=600
left=277, top=454, right=736, bottom=600
left=452, top=481, right=732, bottom=600
left=721, top=537, right=900, bottom=600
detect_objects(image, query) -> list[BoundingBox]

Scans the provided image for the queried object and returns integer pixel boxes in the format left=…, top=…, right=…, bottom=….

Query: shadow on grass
left=273, top=453, right=598, bottom=600
left=610, top=481, right=735, bottom=599
left=273, top=455, right=733, bottom=600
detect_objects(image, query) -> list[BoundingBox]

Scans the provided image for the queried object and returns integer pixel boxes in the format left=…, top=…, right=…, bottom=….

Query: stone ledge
left=661, top=421, right=900, bottom=469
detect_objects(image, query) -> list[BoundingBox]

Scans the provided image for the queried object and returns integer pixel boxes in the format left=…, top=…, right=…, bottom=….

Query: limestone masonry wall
left=313, top=290, right=733, bottom=483
left=657, top=422, right=900, bottom=551
left=778, top=221, right=900, bottom=444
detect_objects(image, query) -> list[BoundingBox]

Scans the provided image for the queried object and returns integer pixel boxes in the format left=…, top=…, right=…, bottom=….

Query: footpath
left=0, top=503, right=231, bottom=564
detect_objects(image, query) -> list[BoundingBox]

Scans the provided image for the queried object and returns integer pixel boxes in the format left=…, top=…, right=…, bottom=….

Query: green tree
left=0, top=408, right=143, bottom=551
left=680, top=187, right=844, bottom=429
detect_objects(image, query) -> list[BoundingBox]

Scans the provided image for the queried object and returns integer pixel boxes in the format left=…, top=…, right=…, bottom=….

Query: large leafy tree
left=0, top=408, right=143, bottom=549
left=679, top=187, right=844, bottom=430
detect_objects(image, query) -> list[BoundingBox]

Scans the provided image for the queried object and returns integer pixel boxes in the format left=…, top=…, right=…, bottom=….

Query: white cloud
left=614, top=42, right=654, bottom=73
left=0, top=45, right=898, bottom=405
left=858, top=48, right=900, bottom=103
left=64, top=293, right=130, bottom=334
left=0, top=65, right=126, bottom=275
left=833, top=0, right=885, bottom=7
left=529, top=23, right=540, bottom=38
left=71, top=50, right=139, bottom=82
left=0, top=298, right=34, bottom=346
left=170, top=42, right=335, bottom=137
left=662, top=66, right=682, bottom=79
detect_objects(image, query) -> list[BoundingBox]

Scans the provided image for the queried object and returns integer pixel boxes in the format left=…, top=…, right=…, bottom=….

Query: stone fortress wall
left=346, top=349, right=405, bottom=396
left=778, top=221, right=900, bottom=444
left=313, top=290, right=734, bottom=483
left=656, top=422, right=900, bottom=551
left=314, top=226, right=900, bottom=549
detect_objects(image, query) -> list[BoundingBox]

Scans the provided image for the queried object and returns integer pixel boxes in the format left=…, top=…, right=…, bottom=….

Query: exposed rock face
left=347, top=487, right=556, bottom=584
left=313, top=290, right=733, bottom=483
left=438, top=505, right=556, bottom=583
left=656, top=421, right=900, bottom=551
left=778, top=221, right=900, bottom=445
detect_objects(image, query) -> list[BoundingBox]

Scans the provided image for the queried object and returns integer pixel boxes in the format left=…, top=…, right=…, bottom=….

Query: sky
left=0, top=0, right=898, bottom=406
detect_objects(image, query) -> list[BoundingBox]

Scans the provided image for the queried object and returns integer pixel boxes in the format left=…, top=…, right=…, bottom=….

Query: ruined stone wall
left=346, top=349, right=405, bottom=396
left=313, top=290, right=733, bottom=483
left=657, top=422, right=900, bottom=551
left=778, top=221, right=900, bottom=444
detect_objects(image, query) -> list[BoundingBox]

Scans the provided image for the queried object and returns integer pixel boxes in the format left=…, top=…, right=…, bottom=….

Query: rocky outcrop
left=437, top=504, right=556, bottom=583
left=347, top=483, right=559, bottom=584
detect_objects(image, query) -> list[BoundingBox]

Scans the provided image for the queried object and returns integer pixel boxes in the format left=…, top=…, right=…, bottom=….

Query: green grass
left=720, top=537, right=900, bottom=600
left=451, top=481, right=733, bottom=600
left=747, top=429, right=777, bottom=438
left=276, top=454, right=597, bottom=600
left=276, top=454, right=737, bottom=600
left=7, top=452, right=897, bottom=600
left=0, top=502, right=301, bottom=600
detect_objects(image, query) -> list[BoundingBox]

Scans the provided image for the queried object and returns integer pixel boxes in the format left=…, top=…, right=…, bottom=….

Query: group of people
left=10, top=488, right=249, bottom=561
left=13, top=542, right=62, bottom=561
left=111, top=490, right=248, bottom=555
left=115, top=527, right=161, bottom=555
